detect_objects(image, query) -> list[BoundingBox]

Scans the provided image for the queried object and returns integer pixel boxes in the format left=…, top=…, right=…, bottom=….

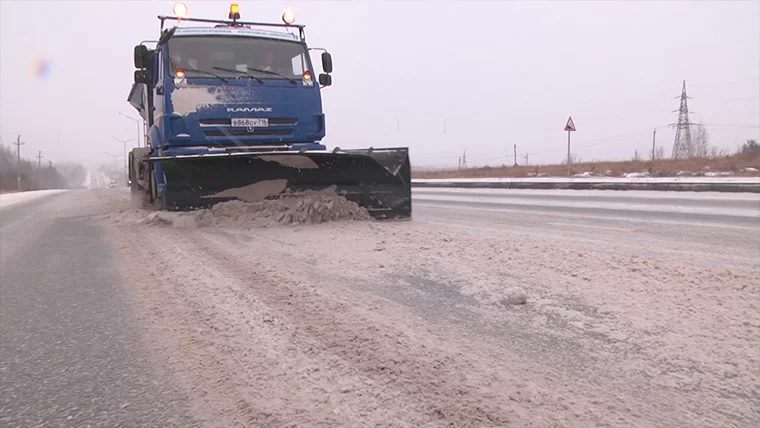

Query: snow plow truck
left=127, top=3, right=411, bottom=219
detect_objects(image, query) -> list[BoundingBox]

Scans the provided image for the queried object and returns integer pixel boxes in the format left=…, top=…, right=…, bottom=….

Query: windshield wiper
left=246, top=67, right=299, bottom=85
left=176, top=67, right=229, bottom=83
left=211, top=66, right=264, bottom=83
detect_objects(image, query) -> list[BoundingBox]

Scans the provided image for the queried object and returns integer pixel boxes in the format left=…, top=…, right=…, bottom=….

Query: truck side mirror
left=319, top=73, right=332, bottom=87
left=134, top=45, right=148, bottom=69
left=321, top=52, right=333, bottom=74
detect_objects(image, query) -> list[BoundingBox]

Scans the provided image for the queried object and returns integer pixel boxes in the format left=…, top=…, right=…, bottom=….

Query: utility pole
left=36, top=151, right=44, bottom=190
left=119, top=113, right=142, bottom=148
left=48, top=160, right=53, bottom=190
left=513, top=144, right=518, bottom=167
left=523, top=153, right=529, bottom=166
left=651, top=128, right=657, bottom=160
left=111, top=136, right=136, bottom=182
left=14, top=135, right=24, bottom=191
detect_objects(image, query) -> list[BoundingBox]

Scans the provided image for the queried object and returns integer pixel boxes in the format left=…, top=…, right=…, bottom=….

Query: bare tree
left=740, top=139, right=759, bottom=156
left=649, top=144, right=665, bottom=160
left=561, top=153, right=582, bottom=165
left=655, top=145, right=665, bottom=160
left=0, top=144, right=71, bottom=191
left=693, top=121, right=709, bottom=158
left=707, top=146, right=729, bottom=159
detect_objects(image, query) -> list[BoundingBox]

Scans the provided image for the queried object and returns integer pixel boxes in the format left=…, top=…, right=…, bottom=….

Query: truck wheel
left=158, top=190, right=168, bottom=210
left=130, top=175, right=139, bottom=195
left=143, top=169, right=157, bottom=210
left=149, top=170, right=169, bottom=210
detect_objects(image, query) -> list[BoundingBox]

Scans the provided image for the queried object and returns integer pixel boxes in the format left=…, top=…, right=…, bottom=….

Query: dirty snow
left=170, top=85, right=222, bottom=116
left=170, top=84, right=272, bottom=116
left=87, top=188, right=760, bottom=427
left=203, top=178, right=289, bottom=202
left=142, top=196, right=370, bottom=228
left=109, top=186, right=371, bottom=229
left=258, top=154, right=320, bottom=169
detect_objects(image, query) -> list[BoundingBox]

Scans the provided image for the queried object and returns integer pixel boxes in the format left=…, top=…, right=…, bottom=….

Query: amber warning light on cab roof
left=170, top=3, right=296, bottom=26
left=229, top=4, right=240, bottom=20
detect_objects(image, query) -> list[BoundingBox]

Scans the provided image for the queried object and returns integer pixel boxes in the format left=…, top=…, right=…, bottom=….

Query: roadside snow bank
left=0, top=189, right=67, bottom=210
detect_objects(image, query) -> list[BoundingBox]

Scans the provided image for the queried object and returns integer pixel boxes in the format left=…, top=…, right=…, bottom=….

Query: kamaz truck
left=127, top=3, right=411, bottom=219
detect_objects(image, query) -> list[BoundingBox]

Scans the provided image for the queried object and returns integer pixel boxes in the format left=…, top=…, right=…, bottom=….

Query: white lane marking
left=546, top=222, right=639, bottom=233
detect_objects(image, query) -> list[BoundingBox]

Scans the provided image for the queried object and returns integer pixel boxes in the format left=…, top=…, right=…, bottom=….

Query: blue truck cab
left=129, top=7, right=334, bottom=158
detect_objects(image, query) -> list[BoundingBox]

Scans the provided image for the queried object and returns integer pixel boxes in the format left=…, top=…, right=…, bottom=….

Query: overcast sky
left=1, top=0, right=758, bottom=169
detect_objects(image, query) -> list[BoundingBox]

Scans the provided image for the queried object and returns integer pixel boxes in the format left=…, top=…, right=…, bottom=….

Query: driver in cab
left=261, top=51, right=275, bottom=72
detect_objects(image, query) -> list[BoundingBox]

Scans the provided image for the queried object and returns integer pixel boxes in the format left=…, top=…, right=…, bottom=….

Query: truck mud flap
left=151, top=148, right=412, bottom=220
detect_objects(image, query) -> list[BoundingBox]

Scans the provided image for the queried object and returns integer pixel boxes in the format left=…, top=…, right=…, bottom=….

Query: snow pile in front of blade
left=197, top=192, right=372, bottom=228
left=140, top=190, right=372, bottom=229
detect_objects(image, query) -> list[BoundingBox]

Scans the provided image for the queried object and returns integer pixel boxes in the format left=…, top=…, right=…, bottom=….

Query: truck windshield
left=167, top=36, right=311, bottom=81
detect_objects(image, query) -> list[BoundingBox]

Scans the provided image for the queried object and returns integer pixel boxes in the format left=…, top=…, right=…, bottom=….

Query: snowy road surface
left=1, top=188, right=758, bottom=427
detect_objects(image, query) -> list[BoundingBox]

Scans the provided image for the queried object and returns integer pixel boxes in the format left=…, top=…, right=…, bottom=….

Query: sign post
left=564, top=116, right=576, bottom=176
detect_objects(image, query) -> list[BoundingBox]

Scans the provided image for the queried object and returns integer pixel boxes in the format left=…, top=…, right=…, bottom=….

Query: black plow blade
left=152, top=148, right=412, bottom=220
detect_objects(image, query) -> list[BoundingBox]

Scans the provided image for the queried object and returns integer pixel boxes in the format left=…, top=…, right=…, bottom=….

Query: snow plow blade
left=151, top=148, right=412, bottom=220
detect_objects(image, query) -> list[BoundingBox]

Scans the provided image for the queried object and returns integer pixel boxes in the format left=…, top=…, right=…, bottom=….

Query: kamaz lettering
left=227, top=107, right=273, bottom=113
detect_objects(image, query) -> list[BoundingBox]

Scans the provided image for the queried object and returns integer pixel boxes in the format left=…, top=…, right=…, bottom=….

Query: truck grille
left=198, top=117, right=297, bottom=138
left=202, top=128, right=292, bottom=137
left=198, top=118, right=297, bottom=126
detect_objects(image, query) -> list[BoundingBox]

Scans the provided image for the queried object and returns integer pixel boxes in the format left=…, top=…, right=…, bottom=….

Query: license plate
left=231, top=118, right=269, bottom=127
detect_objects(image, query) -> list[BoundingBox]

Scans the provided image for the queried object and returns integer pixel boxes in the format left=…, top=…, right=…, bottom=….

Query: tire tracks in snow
left=104, top=220, right=605, bottom=427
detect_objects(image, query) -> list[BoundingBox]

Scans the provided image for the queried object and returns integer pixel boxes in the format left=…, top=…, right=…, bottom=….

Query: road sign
left=564, top=116, right=576, bottom=132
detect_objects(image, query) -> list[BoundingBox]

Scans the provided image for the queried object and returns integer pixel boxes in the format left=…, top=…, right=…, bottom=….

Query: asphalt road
left=0, top=188, right=757, bottom=427
left=413, top=187, right=760, bottom=226
left=0, top=191, right=201, bottom=427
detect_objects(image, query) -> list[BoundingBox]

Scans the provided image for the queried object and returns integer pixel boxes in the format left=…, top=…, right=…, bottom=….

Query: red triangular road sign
left=564, top=116, right=576, bottom=132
